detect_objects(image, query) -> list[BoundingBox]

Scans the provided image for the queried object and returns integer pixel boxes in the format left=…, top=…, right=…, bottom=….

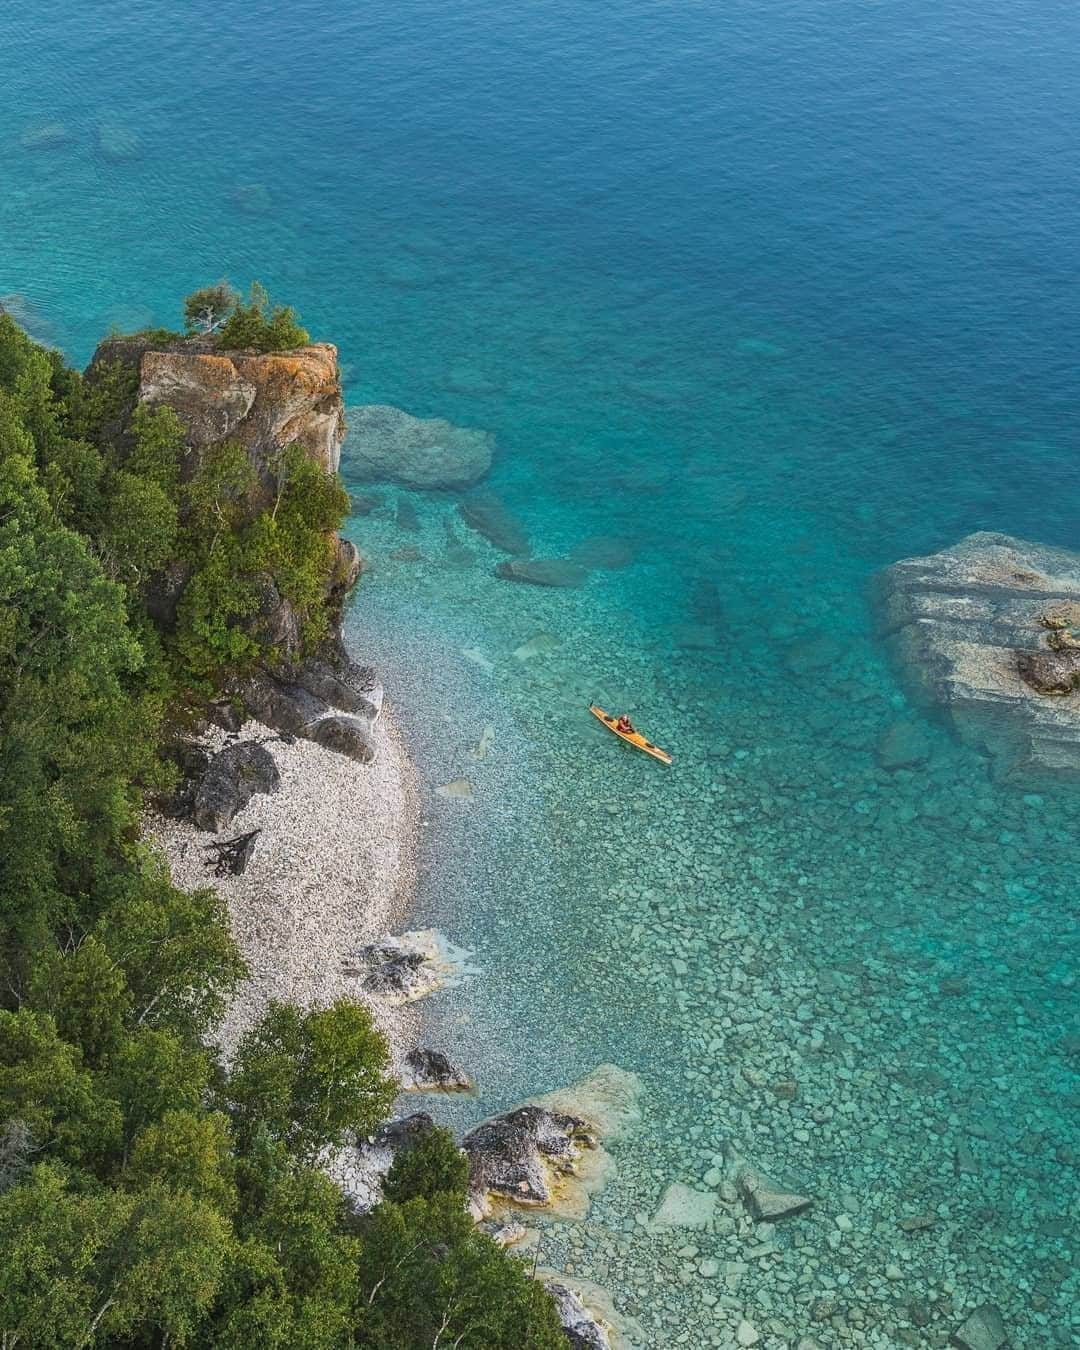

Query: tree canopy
left=0, top=303, right=564, bottom=1346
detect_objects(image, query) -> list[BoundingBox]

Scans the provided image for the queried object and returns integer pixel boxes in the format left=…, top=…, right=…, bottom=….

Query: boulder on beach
left=193, top=741, right=280, bottom=833
left=875, top=532, right=1080, bottom=780
left=344, top=404, right=493, bottom=489
left=401, top=1047, right=473, bottom=1093
left=495, top=558, right=588, bottom=588
left=344, top=929, right=474, bottom=1005
left=462, top=1105, right=596, bottom=1213
left=463, top=1065, right=639, bottom=1221
left=458, top=492, right=530, bottom=555
left=310, top=714, right=376, bottom=764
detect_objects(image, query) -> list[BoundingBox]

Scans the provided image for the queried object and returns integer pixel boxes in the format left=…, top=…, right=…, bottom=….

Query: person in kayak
left=615, top=714, right=636, bottom=735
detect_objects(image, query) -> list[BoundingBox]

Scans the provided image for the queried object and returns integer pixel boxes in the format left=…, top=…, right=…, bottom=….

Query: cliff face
left=86, top=334, right=379, bottom=763
left=138, top=344, right=345, bottom=474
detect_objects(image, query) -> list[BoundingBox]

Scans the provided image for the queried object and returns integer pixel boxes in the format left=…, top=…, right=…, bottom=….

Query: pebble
left=735, top=1320, right=760, bottom=1347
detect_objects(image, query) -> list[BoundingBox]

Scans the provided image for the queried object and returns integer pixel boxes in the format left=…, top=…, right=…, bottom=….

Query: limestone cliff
left=86, top=334, right=382, bottom=763
left=88, top=334, right=345, bottom=478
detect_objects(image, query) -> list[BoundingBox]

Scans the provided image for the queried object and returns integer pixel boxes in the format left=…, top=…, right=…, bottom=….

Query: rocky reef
left=344, top=403, right=493, bottom=488
left=875, top=531, right=1080, bottom=779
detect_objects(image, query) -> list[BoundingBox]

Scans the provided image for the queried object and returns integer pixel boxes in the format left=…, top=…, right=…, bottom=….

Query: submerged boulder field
left=875, top=531, right=1080, bottom=780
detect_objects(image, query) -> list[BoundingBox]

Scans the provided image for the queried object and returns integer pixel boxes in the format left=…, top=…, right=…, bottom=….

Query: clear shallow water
left=4, top=1, right=1079, bottom=1344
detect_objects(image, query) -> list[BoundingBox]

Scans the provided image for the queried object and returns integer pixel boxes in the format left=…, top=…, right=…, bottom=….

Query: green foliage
left=0, top=309, right=563, bottom=1348
left=382, top=1125, right=470, bottom=1205
left=356, top=1194, right=566, bottom=1349
left=225, top=1000, right=395, bottom=1160
left=217, top=281, right=310, bottom=353
left=183, top=281, right=239, bottom=335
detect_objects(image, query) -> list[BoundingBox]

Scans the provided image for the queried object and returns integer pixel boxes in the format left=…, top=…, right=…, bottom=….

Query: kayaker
left=615, top=714, right=635, bottom=735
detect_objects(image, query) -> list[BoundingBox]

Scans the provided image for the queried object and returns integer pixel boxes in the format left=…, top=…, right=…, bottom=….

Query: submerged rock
left=732, top=1158, right=814, bottom=1222
left=19, top=121, right=71, bottom=151
left=193, top=742, right=280, bottom=833
left=875, top=532, right=1080, bottom=779
left=98, top=121, right=141, bottom=161
left=876, top=720, right=931, bottom=770
left=458, top=493, right=530, bottom=555
left=569, top=535, right=636, bottom=570
left=401, top=1047, right=472, bottom=1093
left=649, top=1182, right=716, bottom=1230
left=951, top=1304, right=1009, bottom=1350
left=544, top=1282, right=610, bottom=1350
left=345, top=403, right=493, bottom=488
left=495, top=558, right=588, bottom=588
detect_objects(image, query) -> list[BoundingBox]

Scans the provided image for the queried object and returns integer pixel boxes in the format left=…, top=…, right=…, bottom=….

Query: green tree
left=127, top=1110, right=237, bottom=1212
left=225, top=1000, right=394, bottom=1160
left=382, top=1125, right=470, bottom=1205
left=356, top=1194, right=566, bottom=1350
left=0, top=1010, right=121, bottom=1169
left=217, top=282, right=310, bottom=353
left=183, top=281, right=239, bottom=335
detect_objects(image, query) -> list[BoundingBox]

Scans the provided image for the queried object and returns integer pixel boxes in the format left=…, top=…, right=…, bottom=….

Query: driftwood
left=202, top=829, right=260, bottom=877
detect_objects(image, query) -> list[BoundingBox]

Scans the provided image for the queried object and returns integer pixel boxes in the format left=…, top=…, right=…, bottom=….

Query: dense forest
left=0, top=299, right=565, bottom=1347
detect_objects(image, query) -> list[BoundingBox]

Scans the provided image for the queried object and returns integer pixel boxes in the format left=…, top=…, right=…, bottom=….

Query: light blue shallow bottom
left=3, top=0, right=1079, bottom=1341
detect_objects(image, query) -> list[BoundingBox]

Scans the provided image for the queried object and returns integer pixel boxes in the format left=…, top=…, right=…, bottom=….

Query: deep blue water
left=3, top=1, right=1078, bottom=1344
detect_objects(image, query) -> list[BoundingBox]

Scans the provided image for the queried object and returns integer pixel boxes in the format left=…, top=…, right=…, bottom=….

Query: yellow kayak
left=589, top=704, right=673, bottom=765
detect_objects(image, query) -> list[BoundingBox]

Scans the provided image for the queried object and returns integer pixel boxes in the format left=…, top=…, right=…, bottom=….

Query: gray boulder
left=402, top=1047, right=472, bottom=1092
left=458, top=493, right=530, bottom=555
left=350, top=942, right=428, bottom=998
left=495, top=558, right=588, bottom=588
left=875, top=532, right=1080, bottom=780
left=951, top=1304, right=1009, bottom=1350
left=544, top=1282, right=610, bottom=1350
left=345, top=404, right=493, bottom=488
left=310, top=714, right=376, bottom=764
left=193, top=742, right=280, bottom=832
left=736, top=1163, right=814, bottom=1222
left=462, top=1106, right=596, bottom=1208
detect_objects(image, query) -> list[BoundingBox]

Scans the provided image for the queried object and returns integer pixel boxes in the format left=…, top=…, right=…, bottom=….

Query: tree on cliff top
left=182, top=281, right=310, bottom=353
left=183, top=282, right=238, bottom=335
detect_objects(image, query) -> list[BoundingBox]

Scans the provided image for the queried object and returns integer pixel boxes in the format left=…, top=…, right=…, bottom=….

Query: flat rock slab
left=345, top=403, right=493, bottom=488
left=495, top=558, right=588, bottom=588
left=875, top=532, right=1080, bottom=780
left=737, top=1164, right=814, bottom=1222
left=458, top=493, right=530, bottom=555
left=649, top=1182, right=717, bottom=1230
left=951, top=1304, right=1009, bottom=1350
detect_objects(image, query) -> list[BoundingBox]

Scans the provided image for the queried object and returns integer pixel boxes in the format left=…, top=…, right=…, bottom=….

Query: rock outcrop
left=122, top=339, right=345, bottom=476
left=463, top=1106, right=597, bottom=1211
left=344, top=403, right=493, bottom=488
left=193, top=742, right=280, bottom=833
left=875, top=532, right=1080, bottom=779
left=85, top=335, right=390, bottom=764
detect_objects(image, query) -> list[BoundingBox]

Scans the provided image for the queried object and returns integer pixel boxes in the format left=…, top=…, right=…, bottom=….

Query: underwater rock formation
left=344, top=403, right=493, bottom=488
left=875, top=532, right=1080, bottom=779
left=458, top=492, right=530, bottom=554
left=495, top=558, right=589, bottom=588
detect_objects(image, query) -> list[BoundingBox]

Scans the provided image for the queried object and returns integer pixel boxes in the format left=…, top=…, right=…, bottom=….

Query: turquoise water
left=4, top=1, right=1079, bottom=1343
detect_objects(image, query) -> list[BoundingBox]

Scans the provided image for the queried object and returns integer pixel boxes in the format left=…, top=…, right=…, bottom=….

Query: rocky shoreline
left=149, top=708, right=421, bottom=1062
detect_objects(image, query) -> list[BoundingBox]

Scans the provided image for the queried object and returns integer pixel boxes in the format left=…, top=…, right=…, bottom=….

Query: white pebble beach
left=147, top=709, right=419, bottom=1065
